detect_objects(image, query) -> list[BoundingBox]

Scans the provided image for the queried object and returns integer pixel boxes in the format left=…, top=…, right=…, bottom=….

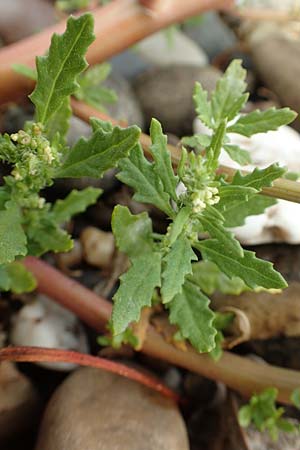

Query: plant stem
left=71, top=99, right=300, bottom=204
left=0, top=346, right=179, bottom=401
left=0, top=0, right=234, bottom=104
left=23, top=256, right=300, bottom=405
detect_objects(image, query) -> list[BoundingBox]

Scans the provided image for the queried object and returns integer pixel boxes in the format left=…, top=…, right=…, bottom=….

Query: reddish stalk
left=0, top=346, right=179, bottom=402
left=23, top=256, right=300, bottom=405
left=0, top=0, right=234, bottom=103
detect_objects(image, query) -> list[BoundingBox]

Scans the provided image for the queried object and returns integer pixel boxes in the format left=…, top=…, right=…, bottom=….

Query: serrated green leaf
left=112, top=252, right=162, bottom=334
left=190, top=261, right=247, bottom=295
left=117, top=144, right=174, bottom=217
left=200, top=206, right=243, bottom=257
left=30, top=14, right=95, bottom=125
left=164, top=206, right=191, bottom=246
left=149, top=119, right=178, bottom=202
left=0, top=262, right=36, bottom=293
left=193, top=82, right=213, bottom=129
left=112, top=205, right=154, bottom=259
left=198, top=240, right=287, bottom=290
left=161, top=234, right=197, bottom=304
left=27, top=222, right=73, bottom=256
left=222, top=195, right=276, bottom=228
left=227, top=107, right=297, bottom=137
left=211, top=60, right=247, bottom=125
left=223, top=144, right=251, bottom=165
left=181, top=134, right=212, bottom=150
left=218, top=184, right=257, bottom=202
left=51, top=187, right=102, bottom=224
left=231, top=164, right=286, bottom=190
left=0, top=202, right=27, bottom=264
left=56, top=124, right=140, bottom=178
left=206, top=120, right=227, bottom=172
left=90, top=117, right=113, bottom=133
left=168, top=280, right=216, bottom=352
left=45, top=97, right=72, bottom=145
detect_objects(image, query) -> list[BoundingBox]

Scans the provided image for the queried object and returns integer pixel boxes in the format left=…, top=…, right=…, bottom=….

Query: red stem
left=23, top=256, right=300, bottom=405
left=0, top=0, right=234, bottom=103
left=0, top=346, right=179, bottom=402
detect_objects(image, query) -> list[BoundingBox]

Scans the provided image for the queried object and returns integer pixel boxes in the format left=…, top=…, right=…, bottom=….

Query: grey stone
left=103, top=73, right=144, bottom=128
left=0, top=0, right=56, bottom=44
left=133, top=65, right=221, bottom=135
left=136, top=30, right=208, bottom=67
left=35, top=367, right=189, bottom=450
left=183, top=12, right=236, bottom=60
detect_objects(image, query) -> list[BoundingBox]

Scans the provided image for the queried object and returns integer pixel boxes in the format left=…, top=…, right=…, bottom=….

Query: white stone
left=10, top=295, right=89, bottom=371
left=193, top=118, right=300, bottom=244
left=136, top=30, right=208, bottom=67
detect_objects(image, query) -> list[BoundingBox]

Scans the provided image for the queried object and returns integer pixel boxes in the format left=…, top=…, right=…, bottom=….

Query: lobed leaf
left=228, top=108, right=297, bottom=137
left=56, top=124, right=140, bottom=178
left=161, top=234, right=197, bottom=304
left=117, top=144, right=174, bottom=217
left=111, top=205, right=154, bottom=259
left=112, top=252, right=162, bottom=335
left=0, top=202, right=27, bottom=264
left=193, top=82, right=213, bottom=129
left=51, top=187, right=102, bottom=224
left=198, top=240, right=287, bottom=290
left=30, top=14, right=95, bottom=125
left=200, top=206, right=243, bottom=257
left=211, top=60, right=247, bottom=125
left=0, top=262, right=36, bottom=293
left=168, top=280, right=216, bottom=352
left=149, top=119, right=178, bottom=202
left=223, top=144, right=251, bottom=165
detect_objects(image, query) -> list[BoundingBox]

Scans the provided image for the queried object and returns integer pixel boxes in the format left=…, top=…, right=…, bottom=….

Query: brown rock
left=35, top=367, right=189, bottom=450
left=133, top=65, right=221, bottom=136
left=0, top=362, right=40, bottom=442
left=0, top=0, right=57, bottom=44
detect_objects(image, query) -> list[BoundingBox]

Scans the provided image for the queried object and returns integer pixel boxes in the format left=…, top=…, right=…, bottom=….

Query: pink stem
left=0, top=346, right=179, bottom=402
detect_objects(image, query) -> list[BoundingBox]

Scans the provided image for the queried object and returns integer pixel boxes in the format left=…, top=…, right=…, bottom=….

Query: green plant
left=0, top=13, right=139, bottom=292
left=238, top=387, right=300, bottom=440
left=110, top=60, right=296, bottom=354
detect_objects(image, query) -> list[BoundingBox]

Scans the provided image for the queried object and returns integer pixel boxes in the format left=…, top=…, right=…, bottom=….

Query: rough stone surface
left=35, top=367, right=189, bottom=450
left=0, top=0, right=56, bottom=44
left=133, top=65, right=221, bottom=135
left=0, top=362, right=40, bottom=442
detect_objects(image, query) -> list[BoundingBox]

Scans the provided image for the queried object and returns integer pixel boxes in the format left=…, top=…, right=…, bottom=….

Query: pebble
left=103, top=73, right=144, bottom=128
left=35, top=367, right=189, bottom=450
left=10, top=295, right=89, bottom=371
left=134, top=65, right=221, bottom=135
left=0, top=362, right=40, bottom=442
left=136, top=30, right=208, bottom=67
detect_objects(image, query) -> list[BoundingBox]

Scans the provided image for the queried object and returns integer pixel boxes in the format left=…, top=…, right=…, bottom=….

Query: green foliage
left=30, top=15, right=95, bottom=127
left=0, top=14, right=140, bottom=292
left=185, top=60, right=296, bottom=166
left=0, top=262, right=36, bottom=293
left=239, top=388, right=299, bottom=440
left=111, top=60, right=291, bottom=353
left=75, top=63, right=117, bottom=112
